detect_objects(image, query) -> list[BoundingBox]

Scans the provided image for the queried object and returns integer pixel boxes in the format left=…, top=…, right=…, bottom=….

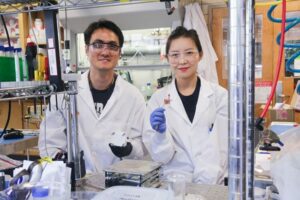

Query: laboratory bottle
left=2, top=47, right=15, bottom=82
left=14, top=48, right=21, bottom=82
left=37, top=53, right=45, bottom=80
left=140, top=85, right=147, bottom=101
left=0, top=172, right=5, bottom=191
left=0, top=46, right=4, bottom=81
left=21, top=48, right=29, bottom=81
left=25, top=41, right=37, bottom=81
left=31, top=186, right=49, bottom=200
left=145, top=83, right=153, bottom=101
left=0, top=45, right=4, bottom=56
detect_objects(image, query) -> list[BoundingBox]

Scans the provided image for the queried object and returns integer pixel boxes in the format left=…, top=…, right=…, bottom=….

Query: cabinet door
left=273, top=1, right=300, bottom=122
left=0, top=101, right=23, bottom=129
left=212, top=6, right=274, bottom=121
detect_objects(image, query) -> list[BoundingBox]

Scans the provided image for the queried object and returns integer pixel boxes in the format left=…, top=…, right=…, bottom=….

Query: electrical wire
left=0, top=15, right=12, bottom=138
left=256, top=0, right=287, bottom=130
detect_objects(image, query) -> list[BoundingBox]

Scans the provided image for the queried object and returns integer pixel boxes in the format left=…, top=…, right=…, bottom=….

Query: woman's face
left=167, top=37, right=202, bottom=80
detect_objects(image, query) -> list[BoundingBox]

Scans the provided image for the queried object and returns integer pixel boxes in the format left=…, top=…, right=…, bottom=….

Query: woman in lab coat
left=39, top=19, right=145, bottom=173
left=143, top=26, right=228, bottom=184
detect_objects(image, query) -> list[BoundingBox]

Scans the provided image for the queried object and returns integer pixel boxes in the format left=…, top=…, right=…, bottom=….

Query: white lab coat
left=143, top=76, right=228, bottom=184
left=39, top=71, right=146, bottom=173
left=184, top=3, right=219, bottom=84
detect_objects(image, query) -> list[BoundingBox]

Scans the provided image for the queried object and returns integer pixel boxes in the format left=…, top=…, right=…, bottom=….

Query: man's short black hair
left=84, top=19, right=124, bottom=48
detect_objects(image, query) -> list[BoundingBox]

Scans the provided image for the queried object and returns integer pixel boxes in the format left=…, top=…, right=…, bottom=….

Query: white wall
left=59, top=1, right=183, bottom=33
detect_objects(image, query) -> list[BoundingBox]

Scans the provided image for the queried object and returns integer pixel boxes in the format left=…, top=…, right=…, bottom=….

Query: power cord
left=0, top=15, right=12, bottom=138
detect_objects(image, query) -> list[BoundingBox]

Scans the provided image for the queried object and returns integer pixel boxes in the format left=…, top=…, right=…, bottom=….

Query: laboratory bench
left=0, top=134, right=38, bottom=156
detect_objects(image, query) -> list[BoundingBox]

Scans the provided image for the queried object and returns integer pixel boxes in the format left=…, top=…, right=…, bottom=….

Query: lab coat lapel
left=98, top=77, right=119, bottom=120
left=192, top=77, right=214, bottom=125
left=77, top=71, right=99, bottom=118
left=168, top=81, right=191, bottom=125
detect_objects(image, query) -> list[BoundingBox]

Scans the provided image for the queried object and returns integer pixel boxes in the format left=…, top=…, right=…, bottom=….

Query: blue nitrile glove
left=150, top=107, right=166, bottom=133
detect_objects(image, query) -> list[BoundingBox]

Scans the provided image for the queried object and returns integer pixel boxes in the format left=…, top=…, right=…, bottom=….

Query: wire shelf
left=0, top=81, right=56, bottom=101
left=0, top=0, right=159, bottom=14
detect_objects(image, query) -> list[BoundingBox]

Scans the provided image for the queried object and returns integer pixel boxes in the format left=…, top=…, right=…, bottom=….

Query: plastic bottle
left=2, top=46, right=15, bottom=82
left=31, top=186, right=49, bottom=200
left=0, top=45, right=4, bottom=81
left=140, top=85, right=147, bottom=101
left=25, top=38, right=37, bottom=81
left=21, top=48, right=29, bottom=81
left=0, top=45, right=4, bottom=56
left=14, top=48, right=21, bottom=82
left=145, top=83, right=153, bottom=101
left=0, top=172, right=5, bottom=191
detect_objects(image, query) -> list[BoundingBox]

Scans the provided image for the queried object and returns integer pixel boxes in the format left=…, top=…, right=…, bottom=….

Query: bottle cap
left=31, top=186, right=49, bottom=198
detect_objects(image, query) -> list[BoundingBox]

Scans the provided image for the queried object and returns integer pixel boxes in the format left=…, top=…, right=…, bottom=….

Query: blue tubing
left=267, top=2, right=300, bottom=73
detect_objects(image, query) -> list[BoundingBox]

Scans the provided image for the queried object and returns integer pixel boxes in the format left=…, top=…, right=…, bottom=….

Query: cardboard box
left=269, top=104, right=294, bottom=122
left=291, top=80, right=300, bottom=110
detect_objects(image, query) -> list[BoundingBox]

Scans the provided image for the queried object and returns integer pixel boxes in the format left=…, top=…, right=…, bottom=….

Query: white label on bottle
left=48, top=48, right=57, bottom=76
left=48, top=38, right=54, bottom=48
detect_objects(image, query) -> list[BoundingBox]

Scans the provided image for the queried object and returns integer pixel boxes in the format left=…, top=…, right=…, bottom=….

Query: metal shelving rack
left=0, top=0, right=159, bottom=14
left=0, top=81, right=53, bottom=101
left=0, top=0, right=164, bottom=183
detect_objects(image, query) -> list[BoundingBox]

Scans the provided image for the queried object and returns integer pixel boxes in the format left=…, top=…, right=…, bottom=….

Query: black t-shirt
left=89, top=74, right=117, bottom=117
left=176, top=77, right=201, bottom=123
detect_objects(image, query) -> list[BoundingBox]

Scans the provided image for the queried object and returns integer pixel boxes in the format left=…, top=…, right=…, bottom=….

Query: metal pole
left=228, top=0, right=247, bottom=199
left=66, top=81, right=82, bottom=179
left=245, top=0, right=255, bottom=199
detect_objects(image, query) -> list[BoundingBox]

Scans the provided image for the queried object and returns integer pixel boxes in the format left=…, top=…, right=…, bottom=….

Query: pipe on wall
left=228, top=0, right=247, bottom=199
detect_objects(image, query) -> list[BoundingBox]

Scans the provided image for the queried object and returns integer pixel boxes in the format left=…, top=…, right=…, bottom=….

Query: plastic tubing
left=259, top=0, right=287, bottom=120
left=267, top=2, right=300, bottom=73
left=255, top=0, right=294, bottom=7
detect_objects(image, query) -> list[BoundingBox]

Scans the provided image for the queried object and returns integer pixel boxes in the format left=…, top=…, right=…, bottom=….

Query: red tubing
left=260, top=0, right=287, bottom=119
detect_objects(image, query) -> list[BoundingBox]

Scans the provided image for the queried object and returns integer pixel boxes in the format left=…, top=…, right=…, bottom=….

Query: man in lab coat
left=143, top=26, right=228, bottom=184
left=39, top=19, right=146, bottom=173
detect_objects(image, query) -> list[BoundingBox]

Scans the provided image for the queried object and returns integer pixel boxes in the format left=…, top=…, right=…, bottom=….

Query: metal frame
left=0, top=81, right=54, bottom=101
left=0, top=0, right=159, bottom=14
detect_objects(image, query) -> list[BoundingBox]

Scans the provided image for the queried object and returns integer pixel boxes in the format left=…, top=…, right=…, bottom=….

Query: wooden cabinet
left=0, top=101, right=23, bottom=129
left=0, top=11, right=47, bottom=50
left=0, top=99, right=44, bottom=130
left=19, top=12, right=46, bottom=50
left=211, top=1, right=300, bottom=124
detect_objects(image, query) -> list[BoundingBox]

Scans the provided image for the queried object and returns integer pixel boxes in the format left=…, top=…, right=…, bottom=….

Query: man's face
left=86, top=28, right=121, bottom=72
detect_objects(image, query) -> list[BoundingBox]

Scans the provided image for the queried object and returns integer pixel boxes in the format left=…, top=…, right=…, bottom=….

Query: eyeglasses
left=167, top=50, right=199, bottom=62
left=88, top=41, right=120, bottom=52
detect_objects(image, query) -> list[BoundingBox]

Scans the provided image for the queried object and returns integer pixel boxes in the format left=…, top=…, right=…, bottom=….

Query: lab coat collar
left=168, top=80, right=190, bottom=124
left=193, top=77, right=215, bottom=125
left=77, top=70, right=121, bottom=119
left=168, top=76, right=214, bottom=125
left=78, top=71, right=97, bottom=118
